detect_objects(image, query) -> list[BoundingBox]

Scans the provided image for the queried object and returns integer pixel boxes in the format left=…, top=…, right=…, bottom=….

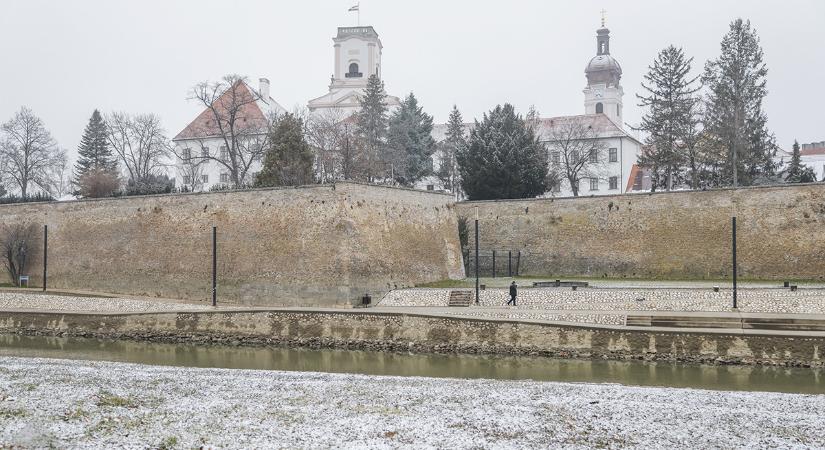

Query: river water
left=0, top=334, right=822, bottom=394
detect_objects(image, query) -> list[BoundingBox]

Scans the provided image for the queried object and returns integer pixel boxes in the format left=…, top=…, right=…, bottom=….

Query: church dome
left=585, top=54, right=622, bottom=74
left=584, top=27, right=622, bottom=87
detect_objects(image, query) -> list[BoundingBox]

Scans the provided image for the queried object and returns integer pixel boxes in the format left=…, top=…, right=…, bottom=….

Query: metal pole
left=212, top=226, right=217, bottom=307
left=732, top=217, right=737, bottom=309
left=475, top=207, right=479, bottom=305
left=492, top=250, right=496, bottom=278
left=508, top=251, right=512, bottom=277
left=42, top=225, right=48, bottom=291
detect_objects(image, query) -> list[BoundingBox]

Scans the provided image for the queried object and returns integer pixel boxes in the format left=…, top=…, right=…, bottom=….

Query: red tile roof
left=173, top=81, right=270, bottom=141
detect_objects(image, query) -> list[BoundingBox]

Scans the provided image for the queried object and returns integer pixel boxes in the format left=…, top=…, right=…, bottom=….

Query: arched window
left=595, top=102, right=604, bottom=114
left=346, top=62, right=362, bottom=78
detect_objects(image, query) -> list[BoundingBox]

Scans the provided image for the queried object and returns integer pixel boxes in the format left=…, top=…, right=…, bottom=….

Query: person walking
left=507, top=281, right=518, bottom=306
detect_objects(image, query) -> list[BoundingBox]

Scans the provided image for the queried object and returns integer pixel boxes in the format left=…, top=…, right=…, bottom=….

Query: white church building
left=172, top=21, right=642, bottom=196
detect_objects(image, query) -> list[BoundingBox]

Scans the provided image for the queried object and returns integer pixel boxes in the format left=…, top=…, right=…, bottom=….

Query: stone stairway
left=448, top=291, right=473, bottom=307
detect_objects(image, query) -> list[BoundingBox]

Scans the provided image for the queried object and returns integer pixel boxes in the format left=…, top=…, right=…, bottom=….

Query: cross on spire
left=600, top=9, right=607, bottom=28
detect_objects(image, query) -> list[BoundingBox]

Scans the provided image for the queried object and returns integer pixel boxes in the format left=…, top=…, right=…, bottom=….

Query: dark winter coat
left=509, top=284, right=517, bottom=297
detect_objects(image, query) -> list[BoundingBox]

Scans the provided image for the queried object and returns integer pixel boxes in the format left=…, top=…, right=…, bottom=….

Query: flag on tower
left=348, top=4, right=359, bottom=11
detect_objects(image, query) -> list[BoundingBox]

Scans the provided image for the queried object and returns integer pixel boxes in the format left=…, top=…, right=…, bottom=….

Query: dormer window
left=346, top=62, right=363, bottom=78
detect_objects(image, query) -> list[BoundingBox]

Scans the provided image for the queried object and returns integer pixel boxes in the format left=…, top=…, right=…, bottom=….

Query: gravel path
left=0, top=293, right=210, bottom=313
left=0, top=356, right=823, bottom=449
left=381, top=287, right=825, bottom=314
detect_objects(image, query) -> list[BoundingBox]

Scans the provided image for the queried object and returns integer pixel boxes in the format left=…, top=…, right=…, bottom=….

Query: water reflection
left=0, top=334, right=822, bottom=394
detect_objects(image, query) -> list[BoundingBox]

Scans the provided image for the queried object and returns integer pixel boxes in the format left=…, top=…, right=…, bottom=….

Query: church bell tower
left=583, top=18, right=624, bottom=124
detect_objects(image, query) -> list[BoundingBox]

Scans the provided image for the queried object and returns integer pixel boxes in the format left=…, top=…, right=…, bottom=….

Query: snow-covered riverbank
left=0, top=357, right=823, bottom=449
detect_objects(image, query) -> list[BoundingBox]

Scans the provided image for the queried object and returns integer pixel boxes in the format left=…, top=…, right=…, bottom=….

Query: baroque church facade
left=172, top=22, right=643, bottom=196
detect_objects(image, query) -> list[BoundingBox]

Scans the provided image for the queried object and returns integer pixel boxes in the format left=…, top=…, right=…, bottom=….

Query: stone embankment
left=1, top=306, right=824, bottom=367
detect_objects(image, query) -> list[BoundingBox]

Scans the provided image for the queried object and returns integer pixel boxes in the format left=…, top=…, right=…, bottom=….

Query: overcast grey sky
left=1, top=0, right=822, bottom=163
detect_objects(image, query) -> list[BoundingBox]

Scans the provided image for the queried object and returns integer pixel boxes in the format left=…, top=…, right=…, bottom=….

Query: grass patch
left=158, top=436, right=179, bottom=450
left=96, top=391, right=138, bottom=408
left=0, top=408, right=28, bottom=419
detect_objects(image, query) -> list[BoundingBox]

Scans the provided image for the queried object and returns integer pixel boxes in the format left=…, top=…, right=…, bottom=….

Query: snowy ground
left=0, top=357, right=823, bottom=449
left=0, top=292, right=210, bottom=313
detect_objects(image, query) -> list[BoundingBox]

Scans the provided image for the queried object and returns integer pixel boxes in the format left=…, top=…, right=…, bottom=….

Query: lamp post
left=475, top=206, right=479, bottom=305
left=212, top=226, right=217, bottom=307
left=42, top=225, right=48, bottom=291
left=732, top=216, right=737, bottom=309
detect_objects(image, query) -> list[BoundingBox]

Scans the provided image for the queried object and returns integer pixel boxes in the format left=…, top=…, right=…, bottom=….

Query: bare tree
left=182, top=75, right=275, bottom=188
left=41, top=150, right=71, bottom=199
left=305, top=108, right=363, bottom=183
left=0, top=107, right=66, bottom=197
left=545, top=119, right=607, bottom=196
left=106, top=112, right=170, bottom=184
left=1, top=223, right=38, bottom=286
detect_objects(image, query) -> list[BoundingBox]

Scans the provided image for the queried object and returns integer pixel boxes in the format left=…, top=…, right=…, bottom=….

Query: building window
left=589, top=150, right=598, bottom=163
left=590, top=178, right=599, bottom=191
left=595, top=102, right=604, bottom=114
left=426, top=185, right=434, bottom=191
left=551, top=152, right=560, bottom=164
left=345, top=62, right=363, bottom=78
left=552, top=183, right=561, bottom=193
left=617, top=104, right=621, bottom=116
left=201, top=175, right=209, bottom=184
left=220, top=173, right=230, bottom=183
left=183, top=176, right=191, bottom=185
left=609, top=148, right=618, bottom=162
left=201, top=146, right=209, bottom=158
left=570, top=151, right=579, bottom=163
left=219, top=146, right=228, bottom=161
left=609, top=176, right=618, bottom=190
left=181, top=148, right=191, bottom=160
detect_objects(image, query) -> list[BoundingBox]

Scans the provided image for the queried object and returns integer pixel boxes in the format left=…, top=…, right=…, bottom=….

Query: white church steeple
left=307, top=26, right=400, bottom=115
left=583, top=20, right=624, bottom=124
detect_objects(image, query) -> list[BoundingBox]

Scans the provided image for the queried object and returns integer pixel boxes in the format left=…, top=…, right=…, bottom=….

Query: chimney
left=258, top=78, right=270, bottom=100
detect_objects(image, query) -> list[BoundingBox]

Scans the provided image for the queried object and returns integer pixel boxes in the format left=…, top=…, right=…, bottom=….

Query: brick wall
left=457, top=184, right=825, bottom=280
left=0, top=182, right=464, bottom=306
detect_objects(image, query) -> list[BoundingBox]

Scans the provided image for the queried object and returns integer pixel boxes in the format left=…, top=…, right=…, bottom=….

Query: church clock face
left=594, top=89, right=604, bottom=98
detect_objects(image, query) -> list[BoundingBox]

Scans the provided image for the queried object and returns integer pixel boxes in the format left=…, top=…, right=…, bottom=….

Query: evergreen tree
left=437, top=105, right=467, bottom=198
left=256, top=113, right=315, bottom=187
left=702, top=18, right=777, bottom=187
left=457, top=104, right=547, bottom=200
left=386, top=93, right=436, bottom=186
left=636, top=45, right=700, bottom=191
left=74, top=110, right=117, bottom=187
left=784, top=140, right=816, bottom=183
left=355, top=74, right=389, bottom=181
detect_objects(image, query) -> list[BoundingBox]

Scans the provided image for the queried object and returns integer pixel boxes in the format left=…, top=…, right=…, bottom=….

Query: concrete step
left=448, top=291, right=472, bottom=307
left=627, top=314, right=825, bottom=332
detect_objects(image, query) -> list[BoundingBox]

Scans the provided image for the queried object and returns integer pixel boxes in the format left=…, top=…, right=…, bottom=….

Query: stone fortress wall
left=0, top=182, right=465, bottom=306
left=456, top=183, right=825, bottom=280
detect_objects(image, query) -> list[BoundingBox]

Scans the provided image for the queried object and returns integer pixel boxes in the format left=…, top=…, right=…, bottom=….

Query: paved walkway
left=3, top=288, right=825, bottom=337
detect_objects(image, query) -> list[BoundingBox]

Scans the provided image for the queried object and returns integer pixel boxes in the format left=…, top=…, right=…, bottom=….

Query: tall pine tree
left=636, top=45, right=700, bottom=191
left=74, top=109, right=117, bottom=186
left=702, top=18, right=777, bottom=187
left=355, top=74, right=389, bottom=182
left=457, top=104, right=547, bottom=200
left=386, top=93, right=436, bottom=186
left=437, top=105, right=467, bottom=198
left=256, top=113, right=315, bottom=187
left=784, top=140, right=816, bottom=183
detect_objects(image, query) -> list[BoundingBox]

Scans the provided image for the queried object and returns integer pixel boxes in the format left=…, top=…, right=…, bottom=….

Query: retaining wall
left=0, top=183, right=464, bottom=306
left=457, top=184, right=825, bottom=280
left=0, top=310, right=822, bottom=366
